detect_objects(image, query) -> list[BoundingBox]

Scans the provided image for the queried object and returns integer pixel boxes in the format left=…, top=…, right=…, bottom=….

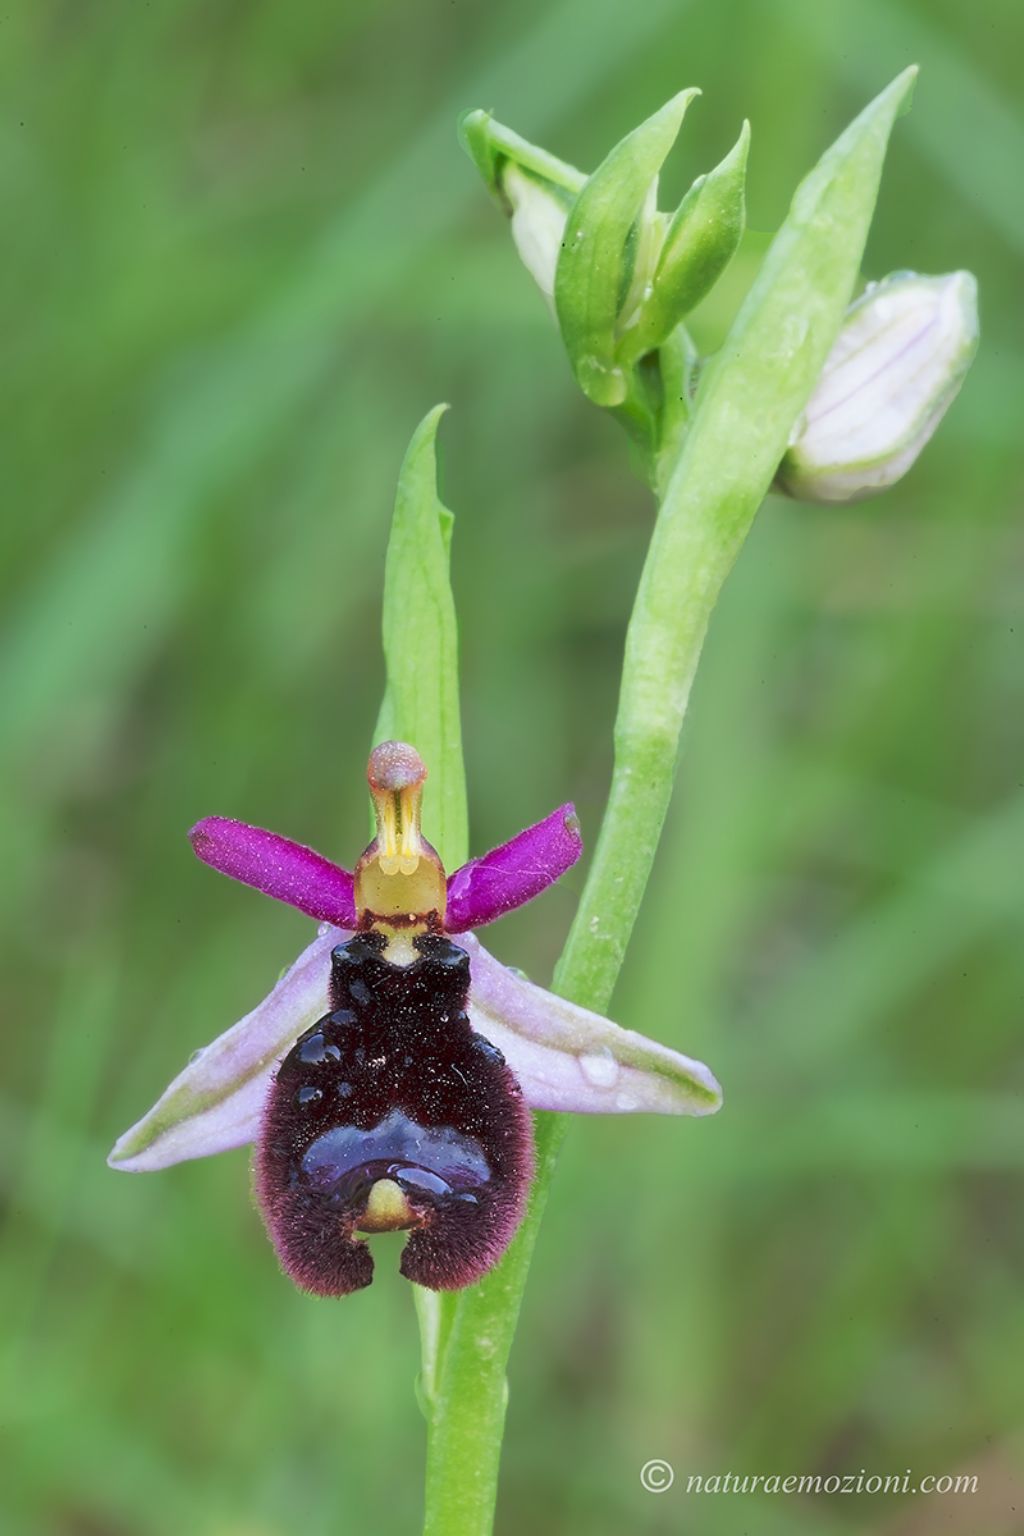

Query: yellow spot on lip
left=357, top=1178, right=416, bottom=1233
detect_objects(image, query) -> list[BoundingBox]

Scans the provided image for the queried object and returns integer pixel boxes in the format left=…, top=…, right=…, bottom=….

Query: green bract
left=618, top=119, right=750, bottom=364
left=460, top=91, right=750, bottom=439
left=375, top=406, right=467, bottom=871
left=553, top=89, right=699, bottom=406
left=458, top=108, right=584, bottom=208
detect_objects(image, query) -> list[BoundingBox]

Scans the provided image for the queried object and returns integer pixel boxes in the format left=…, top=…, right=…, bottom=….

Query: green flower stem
left=422, top=69, right=916, bottom=1536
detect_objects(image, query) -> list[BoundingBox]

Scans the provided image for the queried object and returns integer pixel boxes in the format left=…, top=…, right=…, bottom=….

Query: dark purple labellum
left=255, top=932, right=534, bottom=1296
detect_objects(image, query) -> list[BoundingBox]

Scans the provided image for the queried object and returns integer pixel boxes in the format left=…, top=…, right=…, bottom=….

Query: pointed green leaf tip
left=685, top=66, right=919, bottom=455
left=377, top=405, right=468, bottom=871
left=620, top=120, right=750, bottom=365
left=458, top=109, right=501, bottom=198
left=554, top=89, right=700, bottom=407
left=784, top=65, right=917, bottom=236
left=458, top=108, right=585, bottom=207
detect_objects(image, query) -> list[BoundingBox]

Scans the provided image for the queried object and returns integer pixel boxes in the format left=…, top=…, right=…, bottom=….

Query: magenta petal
left=190, top=817, right=358, bottom=929
left=445, top=803, right=583, bottom=933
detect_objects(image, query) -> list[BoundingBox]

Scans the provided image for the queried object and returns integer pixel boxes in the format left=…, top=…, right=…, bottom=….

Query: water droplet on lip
left=188, top=1047, right=205, bottom=1065
left=470, top=1035, right=505, bottom=1068
left=396, top=1166, right=451, bottom=1199
left=297, top=1032, right=341, bottom=1066
left=577, top=1047, right=620, bottom=1089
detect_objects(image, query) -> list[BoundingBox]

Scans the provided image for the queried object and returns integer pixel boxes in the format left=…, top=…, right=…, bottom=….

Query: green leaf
left=376, top=405, right=468, bottom=873
left=554, top=89, right=699, bottom=406
left=374, top=405, right=469, bottom=1423
left=620, top=119, right=750, bottom=364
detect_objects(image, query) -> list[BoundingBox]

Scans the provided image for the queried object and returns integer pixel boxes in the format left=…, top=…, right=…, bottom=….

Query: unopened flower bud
left=777, top=270, right=978, bottom=503
left=619, top=120, right=749, bottom=364
left=504, top=163, right=570, bottom=305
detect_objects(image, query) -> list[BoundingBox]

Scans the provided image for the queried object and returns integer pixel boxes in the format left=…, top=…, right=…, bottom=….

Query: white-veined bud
left=778, top=270, right=978, bottom=503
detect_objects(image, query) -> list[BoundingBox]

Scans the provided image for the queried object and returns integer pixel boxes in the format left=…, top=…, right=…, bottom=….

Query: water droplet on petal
left=614, top=1090, right=639, bottom=1112
left=577, top=1047, right=620, bottom=1089
left=188, top=1047, right=206, bottom=1065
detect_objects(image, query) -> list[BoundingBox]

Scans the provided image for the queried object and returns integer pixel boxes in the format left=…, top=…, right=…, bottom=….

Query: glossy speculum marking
left=256, top=932, right=534, bottom=1295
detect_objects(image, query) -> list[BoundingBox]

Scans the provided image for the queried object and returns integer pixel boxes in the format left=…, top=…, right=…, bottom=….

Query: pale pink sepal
left=463, top=937, right=722, bottom=1116
left=108, top=927, right=347, bottom=1172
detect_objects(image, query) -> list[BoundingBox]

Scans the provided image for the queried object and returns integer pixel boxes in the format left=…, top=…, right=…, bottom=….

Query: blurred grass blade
left=815, top=0, right=1024, bottom=253
left=761, top=787, right=1024, bottom=1065
left=0, top=0, right=687, bottom=784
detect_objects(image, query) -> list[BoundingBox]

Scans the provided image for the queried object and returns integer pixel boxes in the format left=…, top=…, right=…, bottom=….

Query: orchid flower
left=109, top=741, right=721, bottom=1296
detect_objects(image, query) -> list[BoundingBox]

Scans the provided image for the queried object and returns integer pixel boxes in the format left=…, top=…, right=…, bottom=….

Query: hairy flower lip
left=256, top=931, right=536, bottom=1295
left=108, top=927, right=721, bottom=1174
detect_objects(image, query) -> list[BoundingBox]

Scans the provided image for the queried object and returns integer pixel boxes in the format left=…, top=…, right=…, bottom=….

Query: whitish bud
left=504, top=163, right=570, bottom=305
left=777, top=270, right=979, bottom=503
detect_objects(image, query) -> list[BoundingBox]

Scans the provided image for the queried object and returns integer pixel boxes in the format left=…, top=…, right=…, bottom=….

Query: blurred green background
left=2, top=0, right=1022, bottom=1532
